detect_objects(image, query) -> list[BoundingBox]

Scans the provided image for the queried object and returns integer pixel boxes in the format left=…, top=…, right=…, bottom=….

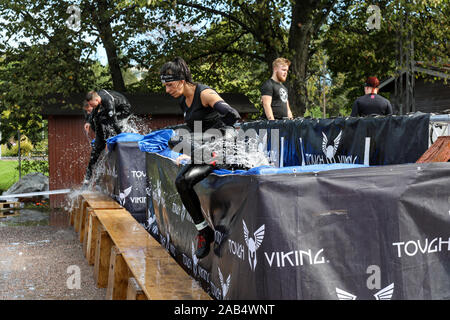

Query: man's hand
left=84, top=123, right=91, bottom=134
left=287, top=101, right=294, bottom=119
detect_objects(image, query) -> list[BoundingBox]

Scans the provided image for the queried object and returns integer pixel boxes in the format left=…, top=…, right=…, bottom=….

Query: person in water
left=83, top=90, right=131, bottom=185
left=160, top=57, right=241, bottom=259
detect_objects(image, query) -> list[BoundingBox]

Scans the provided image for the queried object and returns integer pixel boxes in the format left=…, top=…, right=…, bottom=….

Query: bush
left=20, top=160, right=49, bottom=176
left=2, top=138, right=34, bottom=156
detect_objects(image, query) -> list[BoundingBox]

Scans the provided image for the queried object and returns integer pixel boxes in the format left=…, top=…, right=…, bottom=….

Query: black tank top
left=179, top=83, right=224, bottom=132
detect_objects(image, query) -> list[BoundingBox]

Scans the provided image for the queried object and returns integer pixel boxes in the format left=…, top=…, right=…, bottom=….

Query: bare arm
left=200, top=88, right=224, bottom=107
left=261, top=95, right=275, bottom=120
left=201, top=89, right=241, bottom=125
left=287, top=101, right=293, bottom=119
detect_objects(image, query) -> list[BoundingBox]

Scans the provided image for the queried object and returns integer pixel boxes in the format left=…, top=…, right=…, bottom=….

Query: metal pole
left=399, top=27, right=404, bottom=115
left=430, top=115, right=450, bottom=122
left=410, top=36, right=415, bottom=113
left=322, top=60, right=327, bottom=118
left=405, top=20, right=410, bottom=114
left=18, top=130, right=21, bottom=180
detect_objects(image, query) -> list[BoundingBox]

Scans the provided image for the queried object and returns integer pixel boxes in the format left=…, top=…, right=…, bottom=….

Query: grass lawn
left=0, top=160, right=20, bottom=192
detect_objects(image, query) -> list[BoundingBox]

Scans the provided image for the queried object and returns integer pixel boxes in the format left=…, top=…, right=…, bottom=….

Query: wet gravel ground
left=0, top=210, right=106, bottom=300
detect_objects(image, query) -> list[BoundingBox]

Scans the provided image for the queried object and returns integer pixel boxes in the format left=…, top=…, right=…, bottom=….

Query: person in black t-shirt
left=351, top=77, right=393, bottom=117
left=82, top=89, right=132, bottom=185
left=160, top=57, right=241, bottom=259
left=260, top=58, right=293, bottom=120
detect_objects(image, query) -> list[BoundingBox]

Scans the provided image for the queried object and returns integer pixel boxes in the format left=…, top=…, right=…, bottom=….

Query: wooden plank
left=87, top=210, right=123, bottom=265
left=74, top=200, right=87, bottom=233
left=77, top=192, right=122, bottom=242
left=94, top=210, right=155, bottom=250
left=69, top=195, right=80, bottom=226
left=0, top=212, right=20, bottom=218
left=0, top=202, right=20, bottom=210
left=416, top=136, right=450, bottom=163
left=127, top=277, right=147, bottom=300
left=78, top=201, right=88, bottom=243
left=81, top=192, right=123, bottom=209
left=94, top=224, right=113, bottom=288
left=82, top=207, right=93, bottom=257
left=122, top=248, right=211, bottom=300
left=94, top=208, right=210, bottom=300
left=106, top=246, right=130, bottom=300
left=87, top=213, right=99, bottom=265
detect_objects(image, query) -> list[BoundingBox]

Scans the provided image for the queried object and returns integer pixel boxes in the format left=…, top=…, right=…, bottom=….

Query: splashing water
left=195, top=132, right=272, bottom=169
left=119, top=115, right=151, bottom=135
left=63, top=114, right=152, bottom=211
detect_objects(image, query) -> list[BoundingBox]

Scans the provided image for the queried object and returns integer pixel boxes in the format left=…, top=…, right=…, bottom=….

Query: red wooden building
left=42, top=92, right=258, bottom=208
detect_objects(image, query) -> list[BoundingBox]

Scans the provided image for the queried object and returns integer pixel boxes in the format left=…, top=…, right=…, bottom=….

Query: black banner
left=102, top=141, right=148, bottom=224
left=240, top=113, right=430, bottom=166
left=146, top=154, right=450, bottom=300
left=92, top=114, right=446, bottom=300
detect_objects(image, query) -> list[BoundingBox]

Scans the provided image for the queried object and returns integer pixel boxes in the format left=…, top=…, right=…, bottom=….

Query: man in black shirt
left=351, top=77, right=393, bottom=117
left=82, top=89, right=131, bottom=185
left=260, top=58, right=293, bottom=120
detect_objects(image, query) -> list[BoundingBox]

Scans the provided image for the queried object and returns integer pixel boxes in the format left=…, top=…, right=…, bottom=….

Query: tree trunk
left=287, top=2, right=314, bottom=117
left=93, top=0, right=126, bottom=92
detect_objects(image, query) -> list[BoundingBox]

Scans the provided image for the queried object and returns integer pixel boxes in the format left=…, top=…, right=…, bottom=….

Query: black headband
left=161, top=74, right=185, bottom=83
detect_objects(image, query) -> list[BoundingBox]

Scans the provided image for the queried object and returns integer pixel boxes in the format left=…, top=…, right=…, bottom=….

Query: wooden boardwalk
left=71, top=192, right=211, bottom=300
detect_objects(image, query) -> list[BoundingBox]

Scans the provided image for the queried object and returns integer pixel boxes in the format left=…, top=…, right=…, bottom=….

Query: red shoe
left=195, top=227, right=214, bottom=259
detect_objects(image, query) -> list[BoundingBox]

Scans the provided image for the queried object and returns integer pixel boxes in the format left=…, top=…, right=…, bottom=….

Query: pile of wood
left=416, top=136, right=450, bottom=163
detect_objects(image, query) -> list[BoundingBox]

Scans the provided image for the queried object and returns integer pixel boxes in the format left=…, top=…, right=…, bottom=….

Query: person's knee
left=175, top=174, right=189, bottom=193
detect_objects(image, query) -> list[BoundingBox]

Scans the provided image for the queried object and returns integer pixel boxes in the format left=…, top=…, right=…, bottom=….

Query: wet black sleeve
left=213, top=100, right=241, bottom=126
left=260, top=80, right=273, bottom=97
left=100, top=90, right=122, bottom=134
left=85, top=112, right=94, bottom=128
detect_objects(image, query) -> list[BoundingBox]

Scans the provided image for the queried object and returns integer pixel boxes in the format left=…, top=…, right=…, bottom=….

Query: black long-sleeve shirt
left=351, top=94, right=393, bottom=117
left=91, top=89, right=131, bottom=141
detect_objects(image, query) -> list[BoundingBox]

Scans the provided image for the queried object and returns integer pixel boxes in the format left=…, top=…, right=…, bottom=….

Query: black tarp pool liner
left=102, top=133, right=148, bottom=224
left=239, top=112, right=430, bottom=166
left=100, top=114, right=449, bottom=299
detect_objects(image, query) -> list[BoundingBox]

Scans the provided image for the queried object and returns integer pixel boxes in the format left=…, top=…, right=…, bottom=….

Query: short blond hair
left=273, top=58, right=291, bottom=69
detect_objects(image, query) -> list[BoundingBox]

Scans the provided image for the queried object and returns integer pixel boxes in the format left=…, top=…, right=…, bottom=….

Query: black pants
left=175, top=163, right=215, bottom=226
left=85, top=138, right=106, bottom=181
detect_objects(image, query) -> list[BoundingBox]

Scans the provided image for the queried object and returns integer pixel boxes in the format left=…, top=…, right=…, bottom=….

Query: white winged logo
left=146, top=209, right=158, bottom=235
left=165, top=232, right=170, bottom=252
left=336, top=283, right=395, bottom=300
left=257, top=132, right=267, bottom=153
left=218, top=267, right=231, bottom=299
left=243, top=220, right=265, bottom=271
left=374, top=283, right=395, bottom=300
left=147, top=210, right=156, bottom=225
left=119, top=186, right=132, bottom=206
left=322, top=130, right=342, bottom=163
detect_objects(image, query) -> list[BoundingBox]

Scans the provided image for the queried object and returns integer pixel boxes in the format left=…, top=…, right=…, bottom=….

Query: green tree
left=0, top=0, right=158, bottom=142
left=121, top=0, right=347, bottom=117
left=323, top=0, right=450, bottom=112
